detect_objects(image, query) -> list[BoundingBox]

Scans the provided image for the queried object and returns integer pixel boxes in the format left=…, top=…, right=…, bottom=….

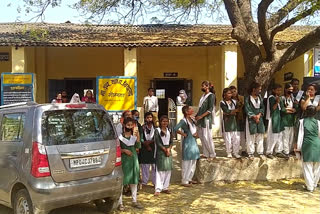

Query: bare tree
left=19, top=0, right=320, bottom=90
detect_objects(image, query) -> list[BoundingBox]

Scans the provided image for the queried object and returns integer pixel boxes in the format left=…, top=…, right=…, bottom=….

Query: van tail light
left=115, top=139, right=121, bottom=167
left=31, top=142, right=51, bottom=178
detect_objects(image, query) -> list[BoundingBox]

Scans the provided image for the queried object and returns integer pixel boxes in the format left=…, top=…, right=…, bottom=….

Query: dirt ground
left=112, top=179, right=320, bottom=214
left=1, top=179, right=318, bottom=214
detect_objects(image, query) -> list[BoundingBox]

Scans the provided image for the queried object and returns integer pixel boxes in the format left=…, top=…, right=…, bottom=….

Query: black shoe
left=276, top=152, right=287, bottom=158
left=241, top=151, right=248, bottom=157
left=266, top=154, right=275, bottom=159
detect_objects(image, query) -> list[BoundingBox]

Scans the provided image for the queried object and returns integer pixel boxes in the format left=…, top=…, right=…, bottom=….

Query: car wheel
left=94, top=198, right=116, bottom=213
left=13, top=189, right=34, bottom=214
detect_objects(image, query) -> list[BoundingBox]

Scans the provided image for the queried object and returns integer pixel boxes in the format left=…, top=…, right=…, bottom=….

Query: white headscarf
left=70, top=93, right=80, bottom=103
left=177, top=89, right=188, bottom=105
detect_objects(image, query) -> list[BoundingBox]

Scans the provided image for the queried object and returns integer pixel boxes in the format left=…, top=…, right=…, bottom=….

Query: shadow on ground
left=1, top=179, right=316, bottom=214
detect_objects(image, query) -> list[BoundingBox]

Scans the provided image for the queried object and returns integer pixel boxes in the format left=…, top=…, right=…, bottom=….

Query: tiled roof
left=0, top=23, right=317, bottom=47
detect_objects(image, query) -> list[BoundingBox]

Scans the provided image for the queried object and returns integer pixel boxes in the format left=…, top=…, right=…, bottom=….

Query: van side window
left=1, top=113, right=25, bottom=142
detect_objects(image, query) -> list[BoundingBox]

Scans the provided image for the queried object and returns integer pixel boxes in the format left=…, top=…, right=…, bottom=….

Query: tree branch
left=223, top=0, right=245, bottom=28
left=258, top=0, right=275, bottom=61
left=271, top=4, right=320, bottom=39
left=237, top=0, right=259, bottom=41
left=276, top=26, right=320, bottom=71
left=268, top=0, right=307, bottom=29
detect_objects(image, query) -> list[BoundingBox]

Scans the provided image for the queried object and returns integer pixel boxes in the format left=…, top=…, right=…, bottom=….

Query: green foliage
left=21, top=25, right=49, bottom=41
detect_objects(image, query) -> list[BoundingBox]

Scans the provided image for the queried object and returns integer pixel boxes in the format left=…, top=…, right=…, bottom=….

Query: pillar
left=124, top=48, right=137, bottom=77
left=304, top=50, right=314, bottom=77
left=11, top=46, right=25, bottom=73
left=35, top=47, right=47, bottom=103
left=222, top=45, right=238, bottom=88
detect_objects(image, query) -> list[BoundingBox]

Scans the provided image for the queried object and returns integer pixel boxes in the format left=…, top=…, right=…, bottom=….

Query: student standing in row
left=174, top=105, right=200, bottom=187
left=266, top=84, right=287, bottom=159
left=118, top=118, right=143, bottom=210
left=281, top=83, right=298, bottom=156
left=296, top=105, right=320, bottom=192
left=230, top=86, right=246, bottom=156
left=195, top=81, right=216, bottom=159
left=116, top=111, right=133, bottom=137
left=220, top=88, right=241, bottom=158
left=154, top=116, right=173, bottom=196
left=139, top=112, right=156, bottom=187
left=245, top=82, right=265, bottom=160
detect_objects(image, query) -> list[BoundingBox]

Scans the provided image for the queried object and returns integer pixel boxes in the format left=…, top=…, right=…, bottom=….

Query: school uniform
left=118, top=135, right=140, bottom=204
left=174, top=117, right=200, bottom=185
left=236, top=95, right=246, bottom=152
left=244, top=95, right=265, bottom=155
left=297, top=117, right=320, bottom=192
left=220, top=100, right=240, bottom=156
left=154, top=128, right=173, bottom=193
left=281, top=95, right=298, bottom=155
left=196, top=92, right=216, bottom=158
left=266, top=95, right=285, bottom=155
left=138, top=124, right=156, bottom=185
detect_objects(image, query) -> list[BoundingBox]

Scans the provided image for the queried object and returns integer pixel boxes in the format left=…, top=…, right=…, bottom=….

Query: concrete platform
left=195, top=156, right=302, bottom=183
left=170, top=138, right=303, bottom=184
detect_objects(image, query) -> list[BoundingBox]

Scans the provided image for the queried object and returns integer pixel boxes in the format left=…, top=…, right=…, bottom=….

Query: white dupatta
left=183, top=117, right=197, bottom=135
left=119, top=134, right=137, bottom=146
left=156, top=127, right=170, bottom=146
left=199, top=92, right=216, bottom=124
left=199, top=92, right=212, bottom=108
left=144, top=125, right=155, bottom=141
left=266, top=95, right=281, bottom=121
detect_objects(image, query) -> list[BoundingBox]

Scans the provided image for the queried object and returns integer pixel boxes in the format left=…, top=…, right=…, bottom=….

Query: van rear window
left=41, top=109, right=116, bottom=145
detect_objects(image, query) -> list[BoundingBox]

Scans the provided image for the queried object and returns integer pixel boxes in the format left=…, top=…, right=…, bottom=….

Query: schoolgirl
left=174, top=105, right=200, bottom=187
left=154, top=115, right=173, bottom=196
left=220, top=88, right=241, bottom=158
left=118, top=117, right=143, bottom=210
left=244, top=82, right=265, bottom=160
left=266, top=84, right=287, bottom=159
left=281, top=83, right=298, bottom=156
left=138, top=112, right=156, bottom=187
left=296, top=105, right=320, bottom=192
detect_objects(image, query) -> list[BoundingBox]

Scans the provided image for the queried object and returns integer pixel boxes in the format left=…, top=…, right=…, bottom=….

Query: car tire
left=13, top=189, right=34, bottom=214
left=94, top=198, right=116, bottom=213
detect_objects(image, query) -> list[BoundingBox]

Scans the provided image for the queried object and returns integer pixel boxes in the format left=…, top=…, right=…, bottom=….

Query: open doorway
left=151, top=79, right=192, bottom=118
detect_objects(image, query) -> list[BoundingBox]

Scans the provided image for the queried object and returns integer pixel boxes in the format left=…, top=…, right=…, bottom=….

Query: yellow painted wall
left=46, top=47, right=124, bottom=79
left=0, top=47, right=12, bottom=73
left=273, top=54, right=304, bottom=88
left=138, top=46, right=222, bottom=107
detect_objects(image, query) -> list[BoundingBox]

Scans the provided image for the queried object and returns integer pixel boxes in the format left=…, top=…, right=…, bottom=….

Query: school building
left=0, top=23, right=317, bottom=118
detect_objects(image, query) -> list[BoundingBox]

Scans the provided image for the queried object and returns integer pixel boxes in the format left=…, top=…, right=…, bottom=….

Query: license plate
left=70, top=156, right=102, bottom=168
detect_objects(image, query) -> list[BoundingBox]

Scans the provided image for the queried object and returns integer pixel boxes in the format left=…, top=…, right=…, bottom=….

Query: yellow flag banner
left=97, top=76, right=137, bottom=111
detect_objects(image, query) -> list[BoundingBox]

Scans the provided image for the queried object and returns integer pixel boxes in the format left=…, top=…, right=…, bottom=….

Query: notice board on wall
left=1, top=73, right=34, bottom=105
left=96, top=76, right=137, bottom=123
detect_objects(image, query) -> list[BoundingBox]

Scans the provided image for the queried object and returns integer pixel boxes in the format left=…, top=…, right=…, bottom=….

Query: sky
left=0, top=0, right=229, bottom=25
left=0, top=0, right=318, bottom=26
left=0, top=0, right=88, bottom=24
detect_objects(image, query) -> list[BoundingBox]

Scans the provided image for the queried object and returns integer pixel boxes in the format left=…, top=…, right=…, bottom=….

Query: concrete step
left=195, top=156, right=302, bottom=183
left=170, top=138, right=302, bottom=184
